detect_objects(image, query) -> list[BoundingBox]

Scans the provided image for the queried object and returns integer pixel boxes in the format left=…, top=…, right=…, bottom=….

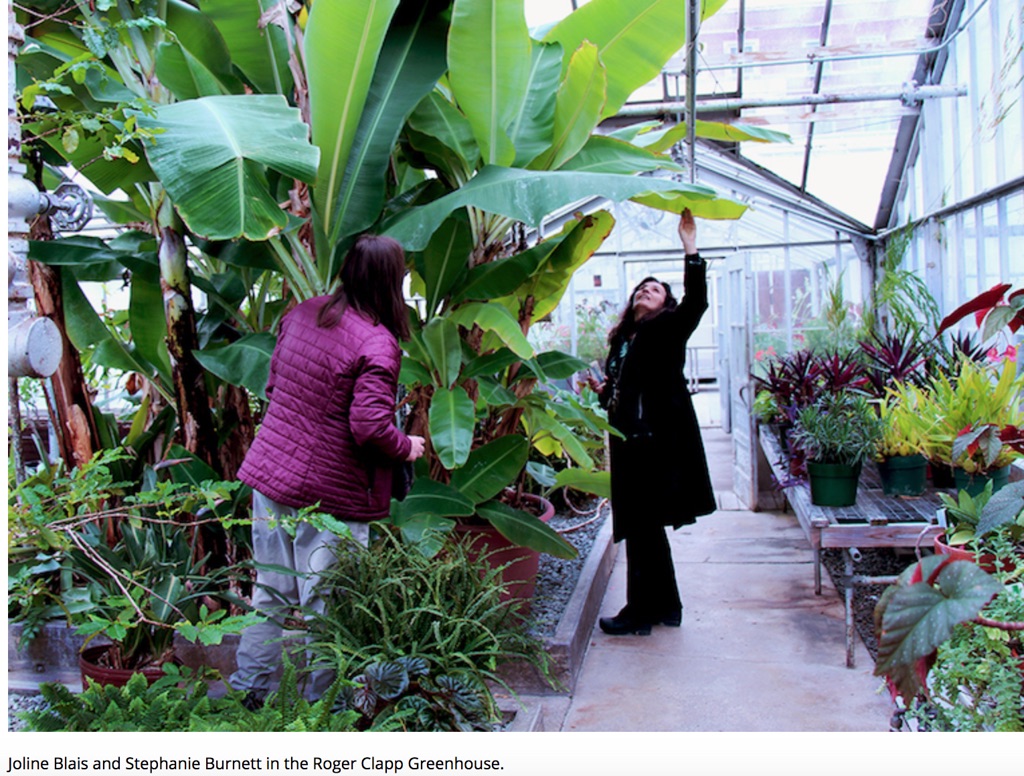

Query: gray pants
left=230, top=491, right=368, bottom=700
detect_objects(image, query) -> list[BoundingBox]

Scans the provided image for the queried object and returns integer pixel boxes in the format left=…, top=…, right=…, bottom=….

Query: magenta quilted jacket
left=237, top=297, right=412, bottom=521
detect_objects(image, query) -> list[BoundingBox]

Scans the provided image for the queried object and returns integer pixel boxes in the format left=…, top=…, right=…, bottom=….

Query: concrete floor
left=532, top=396, right=897, bottom=732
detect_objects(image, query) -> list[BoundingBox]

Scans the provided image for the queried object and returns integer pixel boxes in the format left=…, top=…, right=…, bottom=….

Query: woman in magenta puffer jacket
left=231, top=234, right=425, bottom=703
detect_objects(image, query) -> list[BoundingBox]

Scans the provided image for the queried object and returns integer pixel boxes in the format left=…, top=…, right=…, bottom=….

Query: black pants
left=622, top=522, right=682, bottom=622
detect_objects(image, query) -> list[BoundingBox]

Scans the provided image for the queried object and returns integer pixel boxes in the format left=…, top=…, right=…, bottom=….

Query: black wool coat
left=601, top=256, right=716, bottom=542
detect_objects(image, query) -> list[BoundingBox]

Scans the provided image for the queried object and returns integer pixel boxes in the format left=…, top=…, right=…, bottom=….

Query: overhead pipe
left=685, top=0, right=700, bottom=184
left=616, top=83, right=966, bottom=116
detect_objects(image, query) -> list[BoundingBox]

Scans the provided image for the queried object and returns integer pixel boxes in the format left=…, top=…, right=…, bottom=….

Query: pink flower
left=1004, top=344, right=1017, bottom=362
left=987, top=347, right=1000, bottom=361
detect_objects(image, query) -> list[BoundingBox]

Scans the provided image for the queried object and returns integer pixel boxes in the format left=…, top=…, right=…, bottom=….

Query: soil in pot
left=877, top=454, right=927, bottom=497
left=807, top=460, right=862, bottom=507
left=79, top=645, right=170, bottom=688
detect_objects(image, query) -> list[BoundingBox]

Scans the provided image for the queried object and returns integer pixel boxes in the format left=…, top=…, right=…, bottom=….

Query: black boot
left=598, top=609, right=652, bottom=636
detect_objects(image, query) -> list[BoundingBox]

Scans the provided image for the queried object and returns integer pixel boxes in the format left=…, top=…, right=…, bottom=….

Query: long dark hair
left=317, top=234, right=410, bottom=340
left=606, top=276, right=678, bottom=345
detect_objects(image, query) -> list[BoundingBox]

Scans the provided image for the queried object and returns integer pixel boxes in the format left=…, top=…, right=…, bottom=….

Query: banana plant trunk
left=28, top=218, right=100, bottom=470
left=159, top=226, right=218, bottom=471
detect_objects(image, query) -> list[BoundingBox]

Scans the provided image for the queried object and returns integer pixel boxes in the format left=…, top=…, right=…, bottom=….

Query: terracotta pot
left=453, top=494, right=555, bottom=608
left=931, top=534, right=1012, bottom=575
left=79, top=644, right=169, bottom=688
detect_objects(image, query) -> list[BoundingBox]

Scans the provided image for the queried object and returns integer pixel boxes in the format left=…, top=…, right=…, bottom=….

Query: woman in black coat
left=588, top=209, right=716, bottom=635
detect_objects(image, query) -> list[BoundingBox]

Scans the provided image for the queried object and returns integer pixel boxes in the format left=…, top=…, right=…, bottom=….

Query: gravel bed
left=528, top=498, right=609, bottom=638
left=9, top=691, right=49, bottom=732
left=819, top=547, right=917, bottom=662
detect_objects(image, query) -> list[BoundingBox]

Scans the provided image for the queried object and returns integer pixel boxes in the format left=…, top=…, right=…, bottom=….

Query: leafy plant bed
left=819, top=547, right=914, bottom=662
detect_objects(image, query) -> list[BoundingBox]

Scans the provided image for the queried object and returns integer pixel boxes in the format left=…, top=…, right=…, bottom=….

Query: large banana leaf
left=422, top=318, right=463, bottom=389
left=407, top=92, right=480, bottom=178
left=632, top=190, right=748, bottom=220
left=475, top=500, right=576, bottom=558
left=447, top=0, right=532, bottom=165
left=449, top=435, right=529, bottom=504
left=635, top=119, right=793, bottom=154
left=328, top=6, right=449, bottom=273
left=449, top=239, right=556, bottom=304
left=529, top=41, right=606, bottom=170
left=554, top=468, right=611, bottom=499
left=305, top=0, right=401, bottom=247
left=384, top=165, right=727, bottom=251
left=544, top=0, right=688, bottom=119
left=136, top=95, right=319, bottom=240
left=508, top=41, right=562, bottom=166
left=417, top=214, right=472, bottom=317
left=559, top=135, right=682, bottom=174
left=203, top=0, right=293, bottom=96
left=194, top=333, right=276, bottom=400
left=429, top=385, right=476, bottom=469
left=122, top=256, right=172, bottom=380
left=447, top=303, right=534, bottom=359
left=514, top=210, right=616, bottom=323
left=156, top=0, right=239, bottom=99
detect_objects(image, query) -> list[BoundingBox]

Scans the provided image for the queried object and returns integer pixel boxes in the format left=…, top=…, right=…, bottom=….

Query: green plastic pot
left=807, top=460, right=862, bottom=507
left=876, top=454, right=928, bottom=497
left=953, top=465, right=1009, bottom=498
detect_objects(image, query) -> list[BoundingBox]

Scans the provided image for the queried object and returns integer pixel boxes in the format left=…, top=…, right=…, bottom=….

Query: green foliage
left=790, top=392, right=883, bottom=466
left=306, top=527, right=554, bottom=709
left=900, top=583, right=1024, bottom=732
left=18, top=660, right=362, bottom=732
left=875, top=382, right=930, bottom=459
left=9, top=447, right=256, bottom=666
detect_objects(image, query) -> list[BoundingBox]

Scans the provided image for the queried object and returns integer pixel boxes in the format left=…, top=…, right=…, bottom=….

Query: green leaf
left=305, top=0, right=401, bottom=244
left=518, top=210, right=616, bottom=323
left=976, top=480, right=1024, bottom=535
left=388, top=511, right=452, bottom=558
left=203, top=0, right=293, bottom=96
left=544, top=0, right=688, bottom=119
left=476, top=377, right=516, bottom=407
left=553, top=468, right=611, bottom=499
left=448, top=303, right=534, bottom=360
left=530, top=41, right=606, bottom=170
left=136, top=95, right=319, bottom=240
left=560, top=134, right=682, bottom=174
left=327, top=5, right=449, bottom=267
left=194, top=333, right=276, bottom=400
left=395, top=478, right=476, bottom=520
left=448, top=0, right=532, bottom=165
left=529, top=411, right=593, bottom=469
left=462, top=349, right=520, bottom=381
left=151, top=575, right=186, bottom=623
left=123, top=257, right=171, bottom=381
left=521, top=350, right=589, bottom=380
left=429, top=386, right=476, bottom=469
left=508, top=41, right=563, bottom=166
left=450, top=242, right=551, bottom=304
left=631, top=190, right=749, bottom=221
left=636, top=119, right=792, bottom=154
left=418, top=213, right=471, bottom=317
left=407, top=91, right=480, bottom=175
left=876, top=557, right=1002, bottom=690
left=155, top=41, right=230, bottom=100
left=422, top=318, right=463, bottom=389
left=475, top=500, right=576, bottom=559
left=385, top=165, right=731, bottom=251
left=450, top=435, right=529, bottom=503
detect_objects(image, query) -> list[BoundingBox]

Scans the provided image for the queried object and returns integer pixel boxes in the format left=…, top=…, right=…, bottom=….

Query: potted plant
left=874, top=501, right=1024, bottom=719
left=11, top=450, right=260, bottom=686
left=935, top=480, right=1024, bottom=573
left=914, top=357, right=1024, bottom=496
left=873, top=382, right=930, bottom=497
left=790, top=391, right=883, bottom=507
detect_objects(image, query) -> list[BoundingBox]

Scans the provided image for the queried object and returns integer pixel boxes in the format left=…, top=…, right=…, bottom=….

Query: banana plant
left=378, top=0, right=787, bottom=556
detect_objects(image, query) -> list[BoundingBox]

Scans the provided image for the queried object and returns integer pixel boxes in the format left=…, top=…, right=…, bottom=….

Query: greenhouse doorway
left=716, top=254, right=758, bottom=511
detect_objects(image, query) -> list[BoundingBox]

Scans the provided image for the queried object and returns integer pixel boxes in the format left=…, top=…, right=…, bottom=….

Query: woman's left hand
left=678, top=208, right=697, bottom=254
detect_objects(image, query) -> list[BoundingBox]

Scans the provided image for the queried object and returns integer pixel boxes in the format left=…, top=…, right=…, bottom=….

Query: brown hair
left=317, top=234, right=410, bottom=340
left=606, top=276, right=678, bottom=346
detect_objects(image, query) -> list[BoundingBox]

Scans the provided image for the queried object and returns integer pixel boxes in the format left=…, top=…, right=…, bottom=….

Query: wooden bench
left=759, top=426, right=944, bottom=667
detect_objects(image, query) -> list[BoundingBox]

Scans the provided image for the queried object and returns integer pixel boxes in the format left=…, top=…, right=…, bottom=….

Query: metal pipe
left=616, top=84, right=966, bottom=116
left=685, top=0, right=700, bottom=184
left=876, top=175, right=1024, bottom=239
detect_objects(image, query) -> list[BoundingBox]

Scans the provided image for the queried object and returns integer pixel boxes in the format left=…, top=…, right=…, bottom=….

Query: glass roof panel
left=526, top=0, right=943, bottom=227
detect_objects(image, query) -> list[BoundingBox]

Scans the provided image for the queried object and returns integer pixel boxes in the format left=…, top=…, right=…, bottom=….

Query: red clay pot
left=453, top=494, right=555, bottom=608
left=79, top=644, right=169, bottom=688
